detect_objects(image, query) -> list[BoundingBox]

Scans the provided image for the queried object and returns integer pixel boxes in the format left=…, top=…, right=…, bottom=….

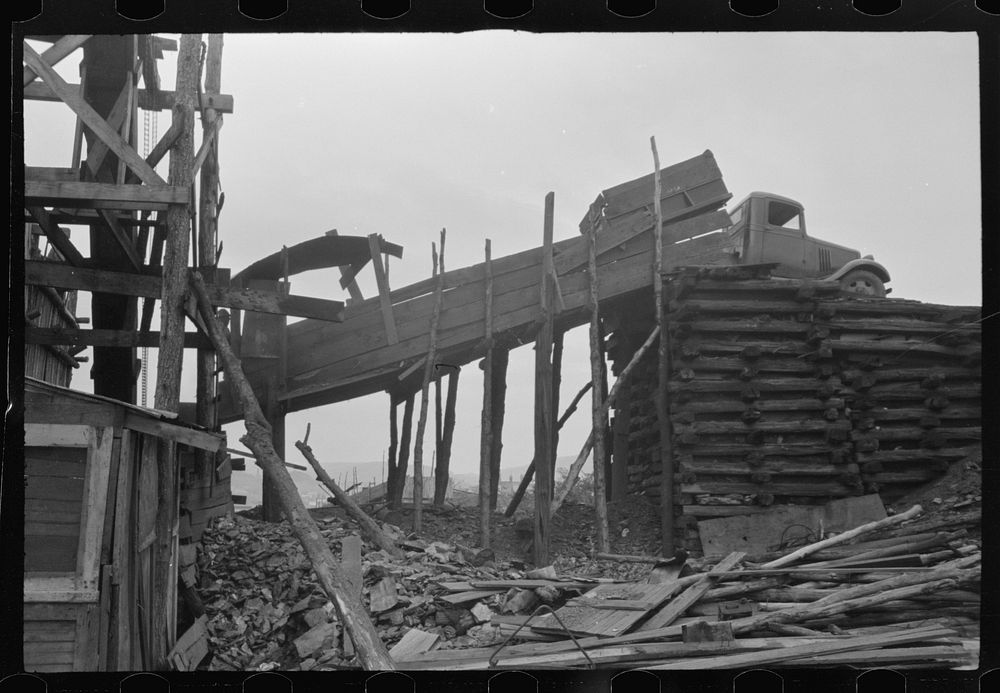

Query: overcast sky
left=23, top=32, right=981, bottom=486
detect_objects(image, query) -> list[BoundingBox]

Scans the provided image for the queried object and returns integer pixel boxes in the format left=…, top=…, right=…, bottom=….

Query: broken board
left=529, top=582, right=678, bottom=637
left=697, top=495, right=887, bottom=558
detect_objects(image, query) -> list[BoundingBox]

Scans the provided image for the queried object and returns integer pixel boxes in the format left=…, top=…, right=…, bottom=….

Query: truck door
left=760, top=199, right=807, bottom=277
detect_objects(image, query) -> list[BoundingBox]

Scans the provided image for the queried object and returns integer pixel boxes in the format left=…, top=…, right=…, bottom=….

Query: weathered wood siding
left=24, top=445, right=87, bottom=572
left=23, top=603, right=98, bottom=673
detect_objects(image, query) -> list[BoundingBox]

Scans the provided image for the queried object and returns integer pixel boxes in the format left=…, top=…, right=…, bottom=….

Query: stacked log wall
left=614, top=267, right=981, bottom=553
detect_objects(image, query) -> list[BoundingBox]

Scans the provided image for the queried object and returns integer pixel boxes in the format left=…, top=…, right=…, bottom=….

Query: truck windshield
left=767, top=200, right=802, bottom=231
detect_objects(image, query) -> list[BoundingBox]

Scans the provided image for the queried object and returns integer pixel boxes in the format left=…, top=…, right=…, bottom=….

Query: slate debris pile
left=197, top=495, right=980, bottom=671
left=197, top=510, right=611, bottom=670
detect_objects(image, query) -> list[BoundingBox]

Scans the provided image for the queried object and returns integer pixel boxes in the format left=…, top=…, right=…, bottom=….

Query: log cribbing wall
left=615, top=267, right=981, bottom=553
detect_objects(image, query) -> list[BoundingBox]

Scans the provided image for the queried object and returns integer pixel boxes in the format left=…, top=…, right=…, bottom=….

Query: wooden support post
left=296, top=428, right=404, bottom=558
left=434, top=376, right=443, bottom=484
left=504, top=381, right=592, bottom=517
left=534, top=192, right=556, bottom=566
left=387, top=394, right=400, bottom=506
left=369, top=233, right=398, bottom=345
left=489, top=347, right=509, bottom=510
left=587, top=219, right=611, bottom=553
left=189, top=272, right=395, bottom=670
left=393, top=393, right=415, bottom=509
left=549, top=329, right=564, bottom=495
left=479, top=239, right=494, bottom=546
left=651, top=136, right=676, bottom=557
left=413, top=230, right=447, bottom=531
left=435, top=367, right=459, bottom=506
left=242, top=279, right=288, bottom=523
left=150, top=33, right=201, bottom=668
left=197, top=34, right=224, bottom=474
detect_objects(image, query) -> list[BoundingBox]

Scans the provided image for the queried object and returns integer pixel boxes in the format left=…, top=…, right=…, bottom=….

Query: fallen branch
left=295, top=428, right=404, bottom=559
left=551, top=324, right=661, bottom=516
left=504, top=381, right=592, bottom=517
left=189, top=271, right=395, bottom=670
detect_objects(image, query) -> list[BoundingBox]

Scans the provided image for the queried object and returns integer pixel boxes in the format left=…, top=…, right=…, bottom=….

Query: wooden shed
left=23, top=377, right=227, bottom=672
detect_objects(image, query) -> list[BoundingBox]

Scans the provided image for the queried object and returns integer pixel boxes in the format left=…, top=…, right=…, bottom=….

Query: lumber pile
left=613, top=266, right=981, bottom=552
left=392, top=504, right=981, bottom=670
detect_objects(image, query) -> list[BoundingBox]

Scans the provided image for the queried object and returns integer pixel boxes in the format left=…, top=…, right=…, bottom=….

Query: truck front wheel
left=839, top=269, right=886, bottom=298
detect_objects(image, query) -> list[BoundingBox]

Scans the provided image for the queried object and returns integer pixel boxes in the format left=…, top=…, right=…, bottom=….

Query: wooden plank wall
left=614, top=267, right=982, bottom=554
left=23, top=603, right=97, bottom=673
left=24, top=444, right=87, bottom=572
left=180, top=450, right=234, bottom=542
left=22, top=419, right=190, bottom=671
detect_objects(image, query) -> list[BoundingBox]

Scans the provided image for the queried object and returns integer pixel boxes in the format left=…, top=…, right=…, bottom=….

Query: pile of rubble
left=198, top=510, right=615, bottom=670
left=196, top=495, right=979, bottom=671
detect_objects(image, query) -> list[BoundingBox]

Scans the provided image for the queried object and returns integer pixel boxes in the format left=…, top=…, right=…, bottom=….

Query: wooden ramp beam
left=369, top=233, right=399, bottom=345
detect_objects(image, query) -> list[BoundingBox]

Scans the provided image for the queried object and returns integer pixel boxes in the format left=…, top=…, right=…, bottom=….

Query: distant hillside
left=230, top=455, right=579, bottom=508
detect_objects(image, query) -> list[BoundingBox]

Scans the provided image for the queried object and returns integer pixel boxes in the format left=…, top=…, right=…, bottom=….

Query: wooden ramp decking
left=220, top=150, right=736, bottom=419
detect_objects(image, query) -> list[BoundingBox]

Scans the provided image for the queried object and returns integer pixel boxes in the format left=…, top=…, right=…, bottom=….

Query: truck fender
left=826, top=259, right=891, bottom=283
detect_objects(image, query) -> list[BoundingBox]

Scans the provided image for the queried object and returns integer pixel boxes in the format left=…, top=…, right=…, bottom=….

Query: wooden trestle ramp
left=218, top=150, right=736, bottom=418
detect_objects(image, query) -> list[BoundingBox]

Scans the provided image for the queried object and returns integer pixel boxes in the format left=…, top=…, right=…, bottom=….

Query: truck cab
left=726, top=192, right=890, bottom=297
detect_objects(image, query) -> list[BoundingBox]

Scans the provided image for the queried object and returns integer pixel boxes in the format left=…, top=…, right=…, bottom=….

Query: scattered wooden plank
left=439, top=589, right=504, bottom=605
left=643, top=626, right=956, bottom=669
left=341, top=533, right=362, bottom=658
left=389, top=629, right=440, bottom=661
left=370, top=577, right=399, bottom=614
left=531, top=582, right=680, bottom=637
left=638, top=552, right=745, bottom=632
left=167, top=615, right=209, bottom=671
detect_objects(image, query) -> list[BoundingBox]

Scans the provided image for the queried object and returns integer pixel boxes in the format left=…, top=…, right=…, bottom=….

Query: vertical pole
left=387, top=395, right=399, bottom=505
left=651, top=136, right=676, bottom=557
left=435, top=367, right=459, bottom=506
left=413, top=230, right=447, bottom=531
left=197, top=34, right=224, bottom=472
left=151, top=33, right=201, bottom=668
left=434, top=375, right=443, bottom=487
left=394, top=393, right=415, bottom=509
left=488, top=347, right=508, bottom=510
left=480, top=239, right=494, bottom=545
left=534, top=192, right=556, bottom=566
left=588, top=219, right=611, bottom=553
left=549, top=329, right=564, bottom=495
